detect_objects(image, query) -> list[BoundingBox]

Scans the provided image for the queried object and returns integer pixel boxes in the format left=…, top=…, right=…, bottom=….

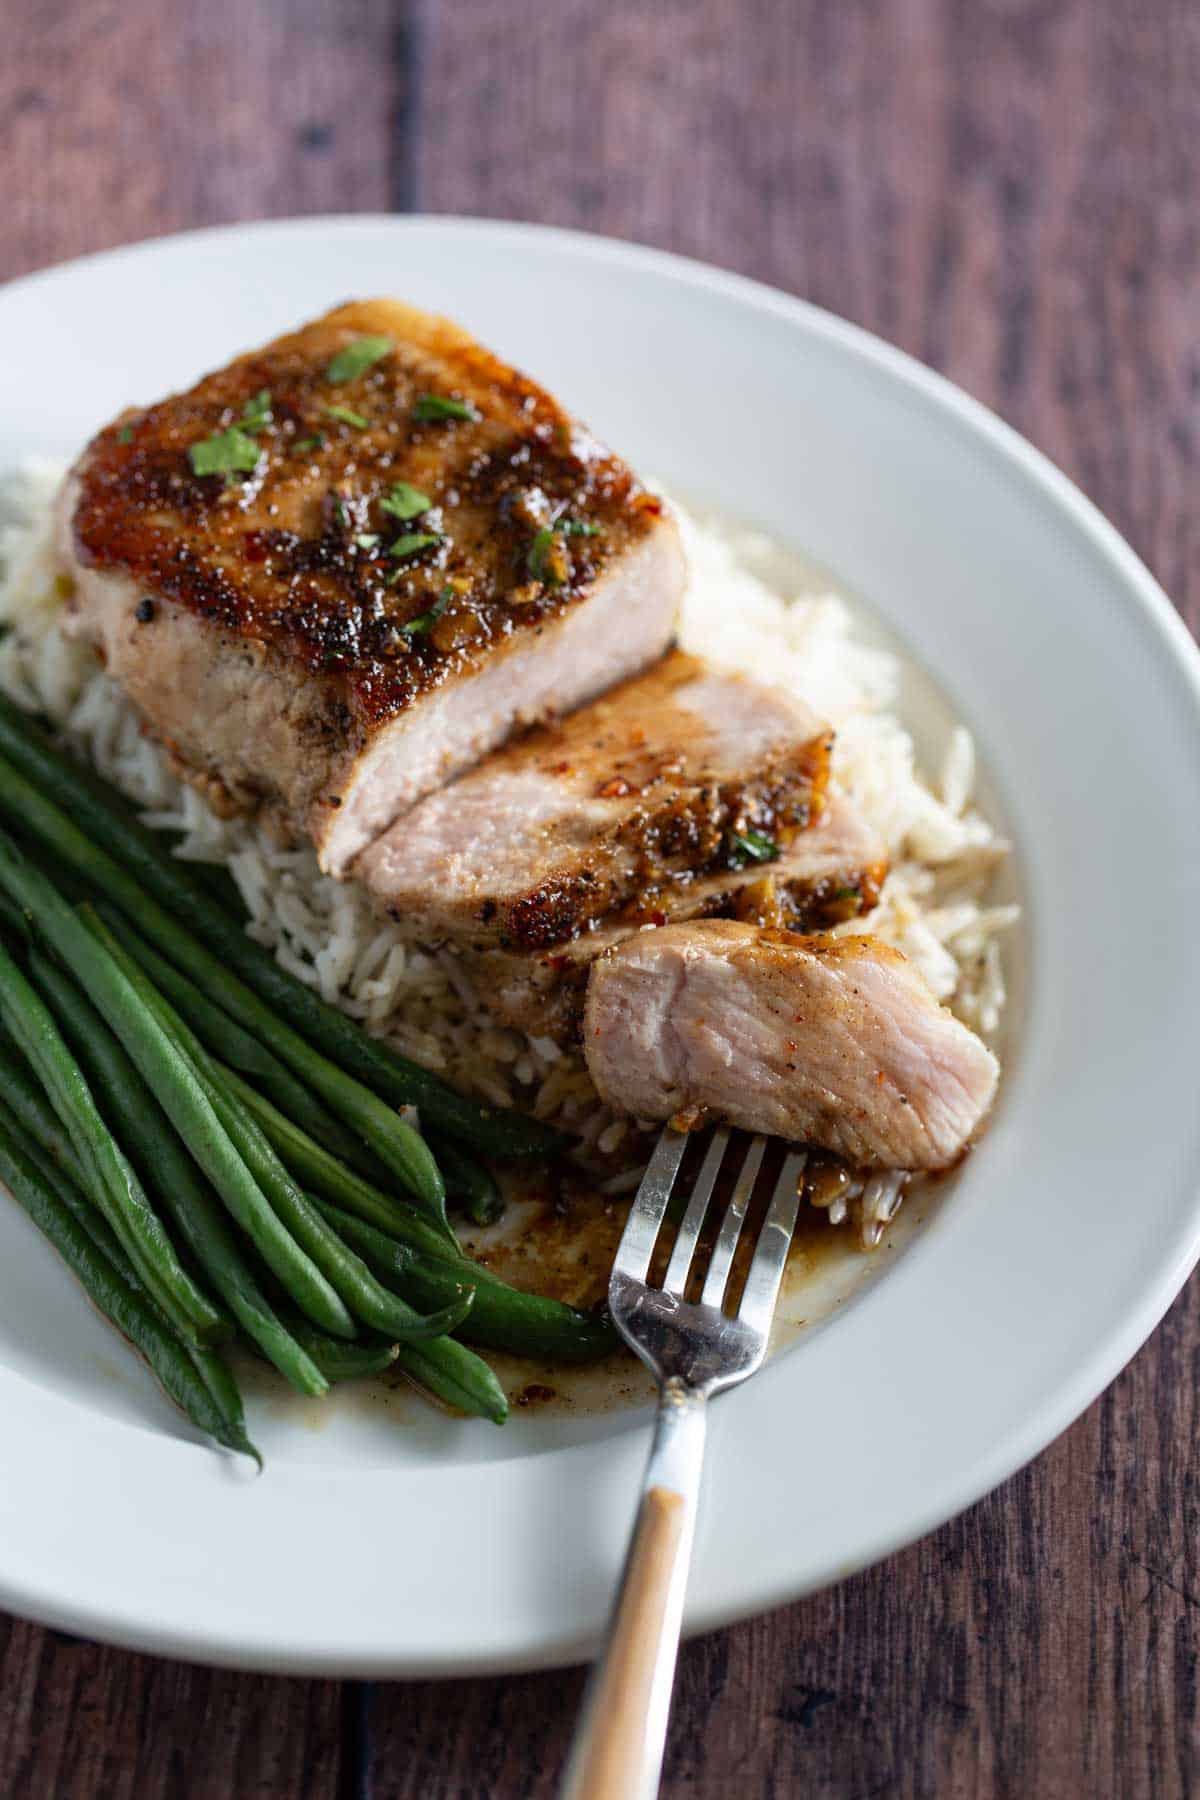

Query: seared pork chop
left=476, top=791, right=888, bottom=1037
left=583, top=920, right=998, bottom=1168
left=58, top=300, right=685, bottom=874
left=357, top=650, right=833, bottom=951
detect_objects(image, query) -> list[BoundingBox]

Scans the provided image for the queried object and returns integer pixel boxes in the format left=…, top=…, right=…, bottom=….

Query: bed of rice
left=0, top=459, right=1018, bottom=1241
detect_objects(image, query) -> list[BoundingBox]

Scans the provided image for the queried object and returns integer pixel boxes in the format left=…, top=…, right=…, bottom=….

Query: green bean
left=222, top=1067, right=615, bottom=1362
left=95, top=906, right=371, bottom=1174
left=223, top=1066, right=455, bottom=1253
left=0, top=1112, right=258, bottom=1460
left=0, top=1033, right=88, bottom=1186
left=0, top=1080, right=259, bottom=1452
left=0, top=703, right=563, bottom=1159
left=28, top=950, right=329, bottom=1398
left=315, top=1199, right=616, bottom=1363
left=90, top=948, right=507, bottom=1415
left=0, top=841, right=354, bottom=1338
left=0, top=930, right=224, bottom=1346
left=0, top=757, right=447, bottom=1224
left=432, top=1135, right=505, bottom=1225
left=392, top=1335, right=509, bottom=1423
left=0, top=1088, right=127, bottom=1268
left=272, top=1316, right=399, bottom=1382
left=87, top=914, right=476, bottom=1347
left=0, top=889, right=27, bottom=940
left=0, top=1078, right=259, bottom=1448
left=186, top=1342, right=257, bottom=1459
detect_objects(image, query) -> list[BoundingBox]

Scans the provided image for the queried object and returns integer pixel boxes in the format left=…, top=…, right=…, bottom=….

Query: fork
left=561, top=1126, right=806, bottom=1800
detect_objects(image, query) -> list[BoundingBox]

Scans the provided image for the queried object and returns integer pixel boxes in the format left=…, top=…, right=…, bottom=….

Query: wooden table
left=2, top=2, right=1197, bottom=1792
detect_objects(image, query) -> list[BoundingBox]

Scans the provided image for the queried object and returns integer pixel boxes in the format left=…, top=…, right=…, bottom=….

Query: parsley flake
left=189, top=388, right=273, bottom=481
left=412, top=393, right=480, bottom=423
left=188, top=426, right=263, bottom=480
left=728, top=828, right=780, bottom=868
left=355, top=533, right=381, bottom=550
left=388, top=531, right=442, bottom=561
left=527, top=515, right=601, bottom=584
left=240, top=389, right=273, bottom=432
left=325, top=335, right=392, bottom=384
left=117, top=425, right=134, bottom=445
left=380, top=481, right=433, bottom=523
left=323, top=404, right=370, bottom=430
left=401, top=585, right=454, bottom=635
left=292, top=434, right=325, bottom=455
left=526, top=525, right=559, bottom=583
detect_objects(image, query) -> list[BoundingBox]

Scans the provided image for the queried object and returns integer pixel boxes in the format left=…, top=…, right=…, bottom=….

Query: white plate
left=2, top=217, right=1200, bottom=1677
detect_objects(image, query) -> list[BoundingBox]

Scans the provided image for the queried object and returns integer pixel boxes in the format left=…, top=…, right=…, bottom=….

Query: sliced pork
left=57, top=299, right=685, bottom=875
left=357, top=650, right=833, bottom=950
left=477, top=791, right=887, bottom=1037
left=583, top=921, right=998, bottom=1169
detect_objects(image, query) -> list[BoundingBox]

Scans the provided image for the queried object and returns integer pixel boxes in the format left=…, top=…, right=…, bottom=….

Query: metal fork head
left=609, top=1127, right=807, bottom=1397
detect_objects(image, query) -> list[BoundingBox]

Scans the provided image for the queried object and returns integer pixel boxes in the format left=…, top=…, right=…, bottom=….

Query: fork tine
left=661, top=1128, right=730, bottom=1295
left=698, top=1134, right=767, bottom=1310
left=737, top=1150, right=807, bottom=1336
left=613, top=1127, right=688, bottom=1281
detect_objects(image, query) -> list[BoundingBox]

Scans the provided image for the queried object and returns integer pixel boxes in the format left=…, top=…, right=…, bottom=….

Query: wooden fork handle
left=561, top=1381, right=708, bottom=1800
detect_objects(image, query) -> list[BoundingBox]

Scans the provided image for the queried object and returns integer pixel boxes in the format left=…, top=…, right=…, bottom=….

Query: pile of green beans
left=0, top=698, right=619, bottom=1460
left=0, top=1102, right=258, bottom=1462
left=0, top=695, right=564, bottom=1159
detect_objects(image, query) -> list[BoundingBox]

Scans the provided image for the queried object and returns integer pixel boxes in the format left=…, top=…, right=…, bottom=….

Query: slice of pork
left=582, top=920, right=998, bottom=1169
left=356, top=649, right=833, bottom=951
left=57, top=299, right=685, bottom=875
left=476, top=791, right=888, bottom=1038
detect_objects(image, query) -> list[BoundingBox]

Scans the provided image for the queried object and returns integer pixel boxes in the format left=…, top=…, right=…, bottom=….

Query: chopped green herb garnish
left=325, top=336, right=392, bottom=384
left=188, top=426, right=263, bottom=480
left=355, top=533, right=381, bottom=550
left=240, top=389, right=273, bottom=432
left=526, top=525, right=558, bottom=583
left=380, top=481, right=433, bottom=522
left=412, top=393, right=480, bottom=423
left=834, top=884, right=860, bottom=900
left=728, top=828, right=780, bottom=868
left=332, top=496, right=350, bottom=530
left=117, top=425, right=134, bottom=445
left=323, top=404, right=370, bottom=430
left=527, top=515, right=601, bottom=584
left=292, top=434, right=325, bottom=455
left=401, top=585, right=454, bottom=635
left=388, top=532, right=442, bottom=561
left=189, top=388, right=273, bottom=481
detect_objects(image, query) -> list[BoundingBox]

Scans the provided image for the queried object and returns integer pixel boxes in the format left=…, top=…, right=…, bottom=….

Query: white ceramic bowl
left=1, top=217, right=1199, bottom=1675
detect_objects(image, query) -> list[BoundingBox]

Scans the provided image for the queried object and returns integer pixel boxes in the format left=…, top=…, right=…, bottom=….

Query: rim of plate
left=0, top=214, right=1198, bottom=1676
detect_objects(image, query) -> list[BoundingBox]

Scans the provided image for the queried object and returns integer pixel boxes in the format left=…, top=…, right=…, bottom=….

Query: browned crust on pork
left=67, top=299, right=667, bottom=742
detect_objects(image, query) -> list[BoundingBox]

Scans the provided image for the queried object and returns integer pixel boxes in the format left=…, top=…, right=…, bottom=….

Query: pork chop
left=357, top=650, right=834, bottom=952
left=57, top=300, right=685, bottom=874
left=582, top=920, right=998, bottom=1168
left=476, top=791, right=888, bottom=1037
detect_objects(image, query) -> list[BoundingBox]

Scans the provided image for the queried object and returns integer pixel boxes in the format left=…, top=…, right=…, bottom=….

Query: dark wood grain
left=0, top=1616, right=349, bottom=1799
left=2, top=0, right=1199, bottom=1795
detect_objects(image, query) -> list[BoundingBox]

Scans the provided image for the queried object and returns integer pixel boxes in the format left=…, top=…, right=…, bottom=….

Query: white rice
left=0, top=460, right=1017, bottom=1236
